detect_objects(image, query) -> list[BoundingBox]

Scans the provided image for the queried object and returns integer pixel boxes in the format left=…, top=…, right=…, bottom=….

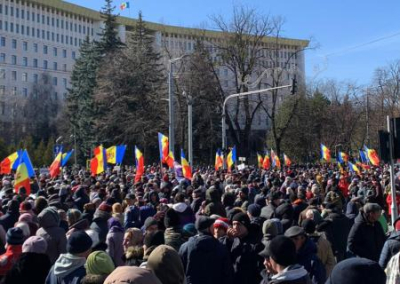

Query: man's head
left=67, top=231, right=93, bottom=258
left=284, top=226, right=306, bottom=251
left=232, top=212, right=250, bottom=238
left=195, top=216, right=215, bottom=235
left=144, top=217, right=159, bottom=234
left=363, top=203, right=382, bottom=223
left=259, top=235, right=297, bottom=274
left=213, top=218, right=229, bottom=239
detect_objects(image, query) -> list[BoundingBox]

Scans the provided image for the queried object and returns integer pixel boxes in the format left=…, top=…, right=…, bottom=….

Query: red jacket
left=0, top=245, right=22, bottom=275
left=386, top=193, right=400, bottom=216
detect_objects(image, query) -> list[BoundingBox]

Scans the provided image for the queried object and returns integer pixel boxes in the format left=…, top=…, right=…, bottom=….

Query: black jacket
left=260, top=203, right=276, bottom=220
left=179, top=233, right=233, bottom=284
left=323, top=212, right=352, bottom=255
left=379, top=230, right=400, bottom=268
left=347, top=210, right=386, bottom=262
left=296, top=238, right=326, bottom=284
left=224, top=234, right=264, bottom=284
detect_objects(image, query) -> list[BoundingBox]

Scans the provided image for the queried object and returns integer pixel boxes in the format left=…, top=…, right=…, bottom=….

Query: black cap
left=67, top=231, right=92, bottom=254
left=232, top=212, right=251, bottom=230
left=195, top=216, right=215, bottom=233
left=259, top=235, right=296, bottom=266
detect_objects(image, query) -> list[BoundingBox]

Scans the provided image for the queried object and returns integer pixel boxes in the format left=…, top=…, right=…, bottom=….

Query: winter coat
left=0, top=209, right=19, bottom=232
left=73, top=187, right=90, bottom=212
left=224, top=234, right=264, bottom=284
left=292, top=200, right=308, bottom=226
left=260, top=203, right=276, bottom=220
left=179, top=233, right=233, bottom=284
left=90, top=210, right=110, bottom=243
left=347, top=210, right=386, bottom=262
left=0, top=245, right=22, bottom=276
left=164, top=227, right=185, bottom=251
left=139, top=205, right=156, bottom=227
left=173, top=203, right=195, bottom=227
left=191, top=197, right=203, bottom=214
left=2, top=252, right=51, bottom=284
left=36, top=207, right=67, bottom=264
left=124, top=205, right=141, bottom=229
left=260, top=264, right=312, bottom=284
left=323, top=212, right=352, bottom=256
left=204, top=187, right=226, bottom=217
left=308, top=234, right=336, bottom=277
left=45, top=253, right=86, bottom=284
left=379, top=230, right=400, bottom=268
left=296, top=238, right=326, bottom=284
left=106, top=226, right=125, bottom=267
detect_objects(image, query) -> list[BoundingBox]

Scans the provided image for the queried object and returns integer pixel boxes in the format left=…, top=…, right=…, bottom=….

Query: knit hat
left=195, top=216, right=215, bottom=233
left=67, top=231, right=93, bottom=254
left=86, top=251, right=115, bottom=275
left=22, top=236, right=47, bottom=254
left=104, top=266, right=162, bottom=284
left=19, top=213, right=33, bottom=223
left=326, top=257, right=386, bottom=284
left=144, top=231, right=164, bottom=248
left=247, top=204, right=261, bottom=217
left=213, top=218, right=229, bottom=232
left=164, top=208, right=181, bottom=228
left=98, top=202, right=112, bottom=213
left=144, top=217, right=158, bottom=230
left=262, top=218, right=283, bottom=237
left=182, top=223, right=196, bottom=237
left=232, top=212, right=251, bottom=230
left=6, top=227, right=24, bottom=245
left=301, top=219, right=316, bottom=234
left=259, top=235, right=296, bottom=266
left=147, top=245, right=185, bottom=284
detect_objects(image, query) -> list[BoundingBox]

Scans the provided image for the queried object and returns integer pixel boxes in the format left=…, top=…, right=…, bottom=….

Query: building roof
left=27, top=0, right=309, bottom=48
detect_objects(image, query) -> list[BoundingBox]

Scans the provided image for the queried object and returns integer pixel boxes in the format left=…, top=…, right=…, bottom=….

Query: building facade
left=0, top=0, right=308, bottom=142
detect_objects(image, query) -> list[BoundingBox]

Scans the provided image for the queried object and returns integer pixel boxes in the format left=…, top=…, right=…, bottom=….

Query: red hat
left=213, top=217, right=229, bottom=231
left=98, top=202, right=112, bottom=213
left=395, top=218, right=400, bottom=232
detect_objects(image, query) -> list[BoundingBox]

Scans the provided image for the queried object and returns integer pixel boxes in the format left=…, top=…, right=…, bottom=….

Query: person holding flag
left=181, top=149, right=192, bottom=180
left=135, top=146, right=144, bottom=183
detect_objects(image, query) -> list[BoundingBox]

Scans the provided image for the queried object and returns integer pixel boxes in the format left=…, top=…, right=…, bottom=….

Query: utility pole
left=186, top=92, right=193, bottom=166
left=366, top=89, right=370, bottom=147
left=388, top=116, right=398, bottom=223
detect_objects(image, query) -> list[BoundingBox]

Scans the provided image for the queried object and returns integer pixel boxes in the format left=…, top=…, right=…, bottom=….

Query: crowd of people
left=0, top=163, right=398, bottom=284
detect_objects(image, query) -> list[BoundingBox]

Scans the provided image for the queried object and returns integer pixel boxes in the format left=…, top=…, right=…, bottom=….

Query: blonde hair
left=112, top=203, right=123, bottom=214
left=125, top=228, right=143, bottom=246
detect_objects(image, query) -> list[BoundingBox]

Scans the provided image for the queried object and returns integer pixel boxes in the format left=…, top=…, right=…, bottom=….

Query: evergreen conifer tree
left=97, top=0, right=124, bottom=53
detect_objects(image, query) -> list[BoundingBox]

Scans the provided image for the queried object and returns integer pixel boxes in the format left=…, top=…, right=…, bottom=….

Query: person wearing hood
left=106, top=217, right=125, bottom=267
left=204, top=186, right=226, bottom=217
left=0, top=200, right=20, bottom=232
left=259, top=235, right=311, bottom=284
left=147, top=245, right=185, bottom=284
left=284, top=226, right=326, bottom=284
left=179, top=216, right=233, bottom=284
left=173, top=193, right=195, bottom=227
left=2, top=236, right=51, bottom=284
left=379, top=216, right=400, bottom=268
left=104, top=266, right=161, bottom=284
left=45, top=231, right=92, bottom=284
left=140, top=230, right=165, bottom=268
left=82, top=251, right=115, bottom=284
left=147, top=191, right=160, bottom=210
left=73, top=186, right=90, bottom=212
left=224, top=212, right=264, bottom=284
left=347, top=203, right=386, bottom=261
left=90, top=202, right=111, bottom=244
left=261, top=218, right=283, bottom=247
left=164, top=208, right=185, bottom=251
left=0, top=227, right=25, bottom=276
left=36, top=206, right=67, bottom=264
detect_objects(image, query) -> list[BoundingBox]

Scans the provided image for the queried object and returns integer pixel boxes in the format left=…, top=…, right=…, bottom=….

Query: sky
left=66, top=0, right=400, bottom=85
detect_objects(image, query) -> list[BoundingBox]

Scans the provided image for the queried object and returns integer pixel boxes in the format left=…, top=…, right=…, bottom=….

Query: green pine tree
left=97, top=0, right=124, bottom=54
left=66, top=37, right=101, bottom=164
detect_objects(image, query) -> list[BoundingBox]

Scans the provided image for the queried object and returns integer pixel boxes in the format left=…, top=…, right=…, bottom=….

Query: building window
left=0, top=20, right=2, bottom=30
left=63, top=49, right=67, bottom=58
left=22, top=57, right=28, bottom=66
left=0, top=54, right=5, bottom=63
left=34, top=43, right=38, bottom=52
left=12, top=87, right=17, bottom=96
left=53, top=62, right=57, bottom=70
left=72, top=51, right=76, bottom=59
left=53, top=47, right=57, bottom=56
left=0, top=37, right=5, bottom=47
left=1, top=102, right=4, bottom=115
left=63, top=64, right=67, bottom=71
left=0, top=69, right=5, bottom=79
left=11, top=56, right=17, bottom=65
left=33, top=74, right=38, bottom=83
left=12, top=39, right=17, bottom=49
left=23, top=88, right=28, bottom=97
left=12, top=71, right=17, bottom=81
left=22, top=73, right=27, bottom=82
left=52, top=77, right=57, bottom=86
left=43, top=45, right=48, bottom=54
left=0, top=86, right=4, bottom=96
left=63, top=78, right=67, bottom=88
left=33, top=59, right=38, bottom=68
left=43, top=60, right=48, bottom=69
left=54, top=92, right=58, bottom=101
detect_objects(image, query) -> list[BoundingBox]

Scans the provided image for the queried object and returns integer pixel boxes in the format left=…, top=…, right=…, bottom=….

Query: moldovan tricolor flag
left=226, top=147, right=236, bottom=172
left=0, top=151, right=19, bottom=174
left=364, top=145, right=380, bottom=166
left=49, top=152, right=62, bottom=178
left=257, top=153, right=264, bottom=168
left=283, top=154, right=291, bottom=167
left=158, top=133, right=174, bottom=168
left=14, top=155, right=31, bottom=195
left=135, top=146, right=144, bottom=183
left=215, top=149, right=224, bottom=171
left=181, top=149, right=192, bottom=180
left=263, top=153, right=271, bottom=170
left=320, top=144, right=331, bottom=162
left=90, top=145, right=106, bottom=176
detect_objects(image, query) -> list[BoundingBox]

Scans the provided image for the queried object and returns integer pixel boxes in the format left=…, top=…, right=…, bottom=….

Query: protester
left=379, top=216, right=400, bottom=268
left=82, top=251, right=115, bottom=284
left=0, top=227, right=24, bottom=276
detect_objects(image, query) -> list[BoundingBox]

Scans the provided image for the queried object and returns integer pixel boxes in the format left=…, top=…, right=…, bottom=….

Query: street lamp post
left=168, top=54, right=190, bottom=155
left=183, top=91, right=194, bottom=166
left=222, top=83, right=294, bottom=165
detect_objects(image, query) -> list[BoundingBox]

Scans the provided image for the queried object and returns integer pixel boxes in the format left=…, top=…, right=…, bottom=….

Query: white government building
left=0, top=0, right=308, bottom=137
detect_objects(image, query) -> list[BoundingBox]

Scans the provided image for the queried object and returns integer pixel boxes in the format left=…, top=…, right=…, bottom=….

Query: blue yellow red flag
left=181, top=149, right=192, bottom=180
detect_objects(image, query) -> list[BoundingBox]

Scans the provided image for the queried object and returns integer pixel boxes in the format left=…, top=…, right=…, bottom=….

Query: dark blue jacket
left=124, top=205, right=140, bottom=229
left=379, top=230, right=400, bottom=268
left=297, top=238, right=326, bottom=284
left=179, top=233, right=233, bottom=284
